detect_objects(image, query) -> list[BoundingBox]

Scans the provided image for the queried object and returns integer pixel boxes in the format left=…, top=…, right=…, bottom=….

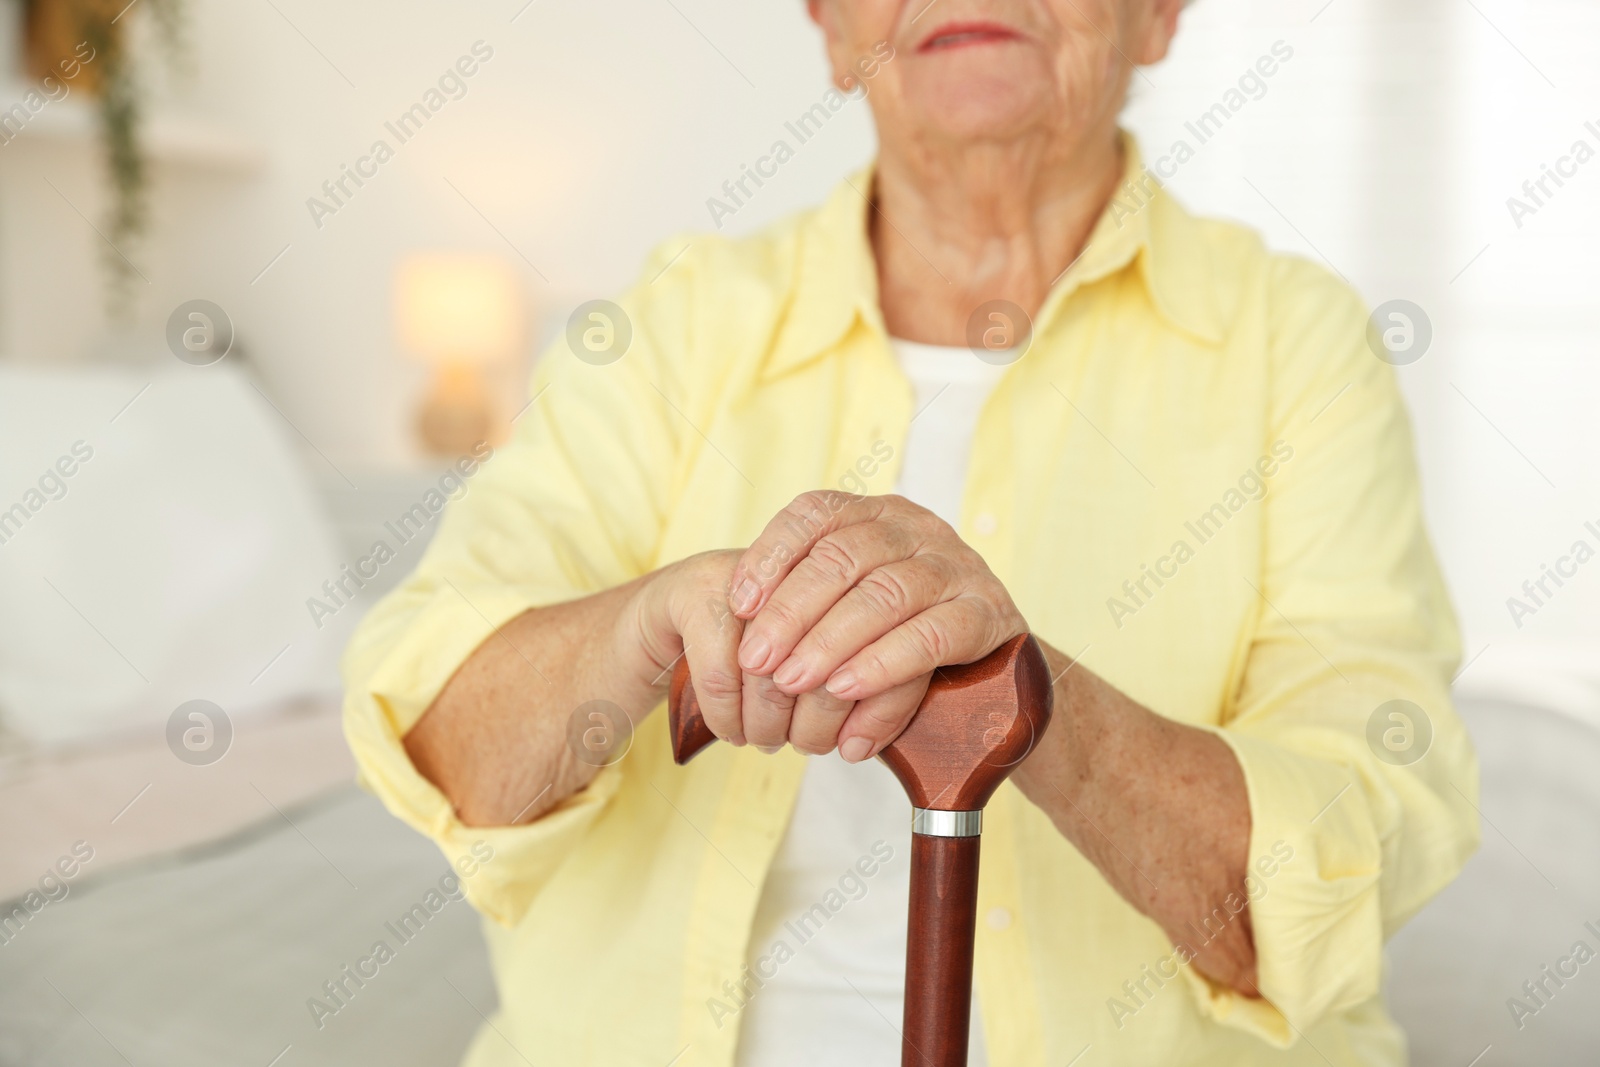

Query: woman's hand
left=629, top=548, right=748, bottom=734
left=723, top=491, right=1028, bottom=762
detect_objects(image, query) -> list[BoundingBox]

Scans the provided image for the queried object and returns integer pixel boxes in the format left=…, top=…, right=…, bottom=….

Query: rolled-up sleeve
left=1184, top=257, right=1480, bottom=1043
left=339, top=240, right=696, bottom=926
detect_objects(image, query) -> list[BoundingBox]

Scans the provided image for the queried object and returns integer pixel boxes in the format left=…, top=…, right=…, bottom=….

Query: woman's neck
left=870, top=128, right=1125, bottom=345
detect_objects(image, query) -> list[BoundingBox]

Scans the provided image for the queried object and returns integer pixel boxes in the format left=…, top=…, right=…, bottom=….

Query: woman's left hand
left=727, top=490, right=1028, bottom=763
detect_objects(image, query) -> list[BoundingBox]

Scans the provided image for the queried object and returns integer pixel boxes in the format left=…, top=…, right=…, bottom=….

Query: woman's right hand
left=629, top=545, right=866, bottom=757
left=629, top=549, right=759, bottom=745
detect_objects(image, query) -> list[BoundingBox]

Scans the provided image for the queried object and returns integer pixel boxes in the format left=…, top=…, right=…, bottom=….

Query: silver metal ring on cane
left=911, top=808, right=983, bottom=838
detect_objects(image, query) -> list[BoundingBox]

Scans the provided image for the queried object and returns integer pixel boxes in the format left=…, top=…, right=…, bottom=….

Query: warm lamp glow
left=394, top=253, right=526, bottom=455
left=395, top=254, right=523, bottom=366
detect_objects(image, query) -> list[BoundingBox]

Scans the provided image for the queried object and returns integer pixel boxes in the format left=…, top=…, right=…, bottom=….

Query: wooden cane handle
left=877, top=633, right=1052, bottom=811
left=666, top=655, right=718, bottom=764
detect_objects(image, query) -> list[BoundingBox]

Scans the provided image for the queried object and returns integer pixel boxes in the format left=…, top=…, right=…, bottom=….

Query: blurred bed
left=1385, top=697, right=1600, bottom=1066
left=0, top=777, right=497, bottom=1067
left=0, top=364, right=497, bottom=1066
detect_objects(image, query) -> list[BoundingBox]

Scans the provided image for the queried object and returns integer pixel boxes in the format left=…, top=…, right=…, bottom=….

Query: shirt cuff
left=342, top=581, right=625, bottom=927
left=1186, top=726, right=1385, bottom=1045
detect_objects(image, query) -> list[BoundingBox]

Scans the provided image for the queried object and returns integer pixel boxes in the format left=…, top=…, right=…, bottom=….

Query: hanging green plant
left=17, top=0, right=186, bottom=315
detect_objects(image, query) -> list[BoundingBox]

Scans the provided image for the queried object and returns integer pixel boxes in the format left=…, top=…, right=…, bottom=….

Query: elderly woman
left=343, top=1, right=1477, bottom=1064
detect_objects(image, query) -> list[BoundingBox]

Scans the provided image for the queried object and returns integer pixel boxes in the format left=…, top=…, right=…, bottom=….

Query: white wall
left=1, top=0, right=1595, bottom=708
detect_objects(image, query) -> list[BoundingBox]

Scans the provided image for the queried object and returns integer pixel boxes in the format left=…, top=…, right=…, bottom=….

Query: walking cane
left=669, top=633, right=1054, bottom=1067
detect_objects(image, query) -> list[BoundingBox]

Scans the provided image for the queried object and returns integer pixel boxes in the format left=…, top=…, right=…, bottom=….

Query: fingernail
left=726, top=734, right=746, bottom=747
left=739, top=633, right=772, bottom=671
left=731, top=578, right=760, bottom=614
left=824, top=669, right=857, bottom=697
left=773, top=658, right=804, bottom=689
left=755, top=743, right=783, bottom=755
left=839, top=736, right=873, bottom=764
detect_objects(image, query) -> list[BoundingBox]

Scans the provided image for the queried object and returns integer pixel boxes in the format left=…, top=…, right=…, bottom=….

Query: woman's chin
left=894, top=47, right=1062, bottom=141
left=902, top=78, right=1054, bottom=144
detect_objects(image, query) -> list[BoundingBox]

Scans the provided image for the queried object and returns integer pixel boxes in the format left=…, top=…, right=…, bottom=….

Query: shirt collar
left=763, top=132, right=1224, bottom=382
left=762, top=169, right=884, bottom=381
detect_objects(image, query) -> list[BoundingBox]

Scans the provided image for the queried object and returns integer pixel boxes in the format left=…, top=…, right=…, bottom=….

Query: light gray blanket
left=0, top=786, right=495, bottom=1067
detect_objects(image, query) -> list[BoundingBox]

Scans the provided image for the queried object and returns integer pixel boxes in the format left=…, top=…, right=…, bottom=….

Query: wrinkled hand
left=717, top=491, right=1027, bottom=763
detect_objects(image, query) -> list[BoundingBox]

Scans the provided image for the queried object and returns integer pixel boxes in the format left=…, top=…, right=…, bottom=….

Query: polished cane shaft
left=904, top=833, right=982, bottom=1067
left=668, top=633, right=1053, bottom=1067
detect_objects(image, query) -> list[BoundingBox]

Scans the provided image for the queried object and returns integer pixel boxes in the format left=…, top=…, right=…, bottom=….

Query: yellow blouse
left=342, top=138, right=1478, bottom=1066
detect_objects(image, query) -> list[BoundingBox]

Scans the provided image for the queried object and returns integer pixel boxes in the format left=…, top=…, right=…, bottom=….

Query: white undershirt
left=733, top=340, right=1010, bottom=1067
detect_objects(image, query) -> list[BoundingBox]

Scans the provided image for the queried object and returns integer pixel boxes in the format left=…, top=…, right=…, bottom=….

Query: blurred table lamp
left=395, top=254, right=524, bottom=455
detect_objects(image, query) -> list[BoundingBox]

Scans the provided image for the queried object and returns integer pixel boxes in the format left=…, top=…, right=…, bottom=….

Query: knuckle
left=823, top=488, right=860, bottom=512
left=803, top=626, right=839, bottom=660
left=702, top=595, right=736, bottom=633
left=756, top=596, right=802, bottom=634
left=789, top=732, right=835, bottom=756
left=885, top=493, right=934, bottom=523
left=694, top=668, right=743, bottom=703
left=803, top=536, right=860, bottom=585
left=790, top=489, right=828, bottom=511
left=958, top=590, right=1011, bottom=637
left=902, top=615, right=952, bottom=666
left=921, top=513, right=956, bottom=542
left=742, top=697, right=788, bottom=737
left=797, top=688, right=852, bottom=717
left=852, top=646, right=891, bottom=688
left=909, top=556, right=953, bottom=595
left=854, top=700, right=908, bottom=736
left=754, top=541, right=792, bottom=580
left=751, top=684, right=789, bottom=709
left=855, top=569, right=914, bottom=621
left=955, top=547, right=995, bottom=582
left=887, top=522, right=921, bottom=560
left=783, top=492, right=831, bottom=532
left=747, top=724, right=786, bottom=747
left=692, top=549, right=740, bottom=589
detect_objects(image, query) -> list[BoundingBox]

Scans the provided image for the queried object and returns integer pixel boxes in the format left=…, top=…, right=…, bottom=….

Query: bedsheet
left=0, top=785, right=497, bottom=1067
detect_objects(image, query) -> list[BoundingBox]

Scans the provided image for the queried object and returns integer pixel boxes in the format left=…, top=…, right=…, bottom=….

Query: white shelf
left=0, top=79, right=266, bottom=173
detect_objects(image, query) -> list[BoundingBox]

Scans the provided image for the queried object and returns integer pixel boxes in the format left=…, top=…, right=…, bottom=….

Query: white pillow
left=0, top=365, right=351, bottom=746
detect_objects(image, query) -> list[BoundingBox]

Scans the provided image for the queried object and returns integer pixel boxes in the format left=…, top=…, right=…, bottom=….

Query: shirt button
left=986, top=906, right=1013, bottom=931
left=974, top=512, right=998, bottom=536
